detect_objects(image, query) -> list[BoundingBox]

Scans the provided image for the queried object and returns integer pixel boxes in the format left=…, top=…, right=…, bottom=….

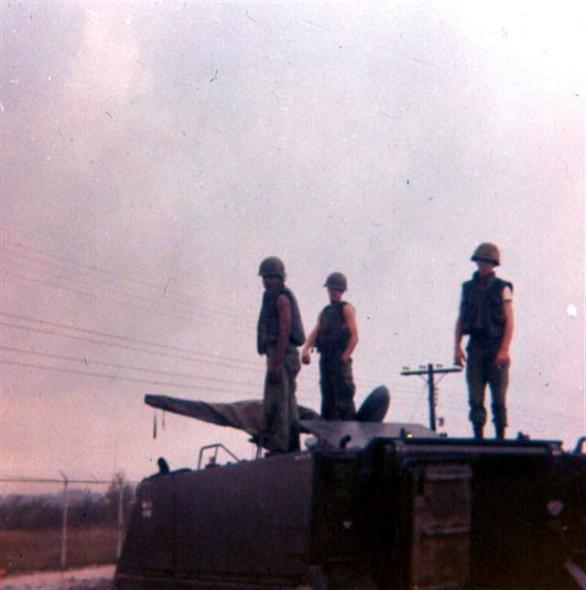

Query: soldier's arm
left=301, top=321, right=319, bottom=365
left=454, top=316, right=466, bottom=366
left=495, top=301, right=514, bottom=366
left=340, top=305, right=358, bottom=363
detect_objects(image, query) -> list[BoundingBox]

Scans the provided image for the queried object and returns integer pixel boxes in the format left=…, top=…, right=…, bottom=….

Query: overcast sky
left=1, top=0, right=584, bottom=485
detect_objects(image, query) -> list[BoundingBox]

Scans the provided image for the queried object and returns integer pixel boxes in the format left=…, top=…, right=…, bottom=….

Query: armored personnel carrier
left=114, top=391, right=586, bottom=589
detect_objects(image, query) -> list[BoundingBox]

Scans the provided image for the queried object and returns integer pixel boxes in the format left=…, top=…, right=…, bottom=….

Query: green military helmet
left=471, top=243, right=500, bottom=266
left=258, top=256, right=286, bottom=278
left=324, top=272, right=348, bottom=291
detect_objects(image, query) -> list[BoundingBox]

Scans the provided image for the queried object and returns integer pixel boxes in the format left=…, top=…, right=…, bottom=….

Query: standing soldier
left=454, top=243, right=514, bottom=440
left=257, top=257, right=305, bottom=454
left=301, top=272, right=358, bottom=420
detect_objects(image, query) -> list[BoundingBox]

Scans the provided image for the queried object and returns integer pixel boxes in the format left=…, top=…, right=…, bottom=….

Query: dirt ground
left=0, top=528, right=119, bottom=575
left=0, top=565, right=113, bottom=590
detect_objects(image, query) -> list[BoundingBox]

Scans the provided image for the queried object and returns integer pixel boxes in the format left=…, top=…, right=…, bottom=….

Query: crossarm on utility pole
left=400, top=364, right=462, bottom=431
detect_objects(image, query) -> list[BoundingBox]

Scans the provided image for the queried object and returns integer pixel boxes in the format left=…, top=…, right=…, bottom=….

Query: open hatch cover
left=299, top=420, right=438, bottom=450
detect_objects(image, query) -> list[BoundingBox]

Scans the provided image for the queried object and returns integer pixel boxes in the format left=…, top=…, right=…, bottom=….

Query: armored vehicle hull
left=115, top=423, right=586, bottom=589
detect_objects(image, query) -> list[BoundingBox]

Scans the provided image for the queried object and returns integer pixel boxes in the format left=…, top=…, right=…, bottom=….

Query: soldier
left=454, top=243, right=514, bottom=440
left=301, top=272, right=358, bottom=420
left=257, top=257, right=305, bottom=454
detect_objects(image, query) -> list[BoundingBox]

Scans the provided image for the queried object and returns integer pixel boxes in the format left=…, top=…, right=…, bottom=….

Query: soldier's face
left=327, top=287, right=344, bottom=302
left=263, top=276, right=280, bottom=290
left=475, top=259, right=496, bottom=277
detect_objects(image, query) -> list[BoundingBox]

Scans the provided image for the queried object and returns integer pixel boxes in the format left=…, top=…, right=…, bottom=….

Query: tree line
left=0, top=474, right=135, bottom=530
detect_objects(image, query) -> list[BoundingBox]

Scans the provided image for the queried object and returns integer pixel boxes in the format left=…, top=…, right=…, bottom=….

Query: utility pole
left=59, top=471, right=69, bottom=569
left=117, top=477, right=125, bottom=559
left=400, top=364, right=462, bottom=431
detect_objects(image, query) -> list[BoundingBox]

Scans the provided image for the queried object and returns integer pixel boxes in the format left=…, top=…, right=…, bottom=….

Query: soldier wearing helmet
left=302, top=272, right=358, bottom=420
left=454, top=243, right=514, bottom=440
left=257, top=257, right=306, bottom=453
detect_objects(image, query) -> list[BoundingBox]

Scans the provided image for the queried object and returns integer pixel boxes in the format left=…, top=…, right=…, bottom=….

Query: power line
left=2, top=242, right=403, bottom=391
left=3, top=239, right=259, bottom=324
left=435, top=400, right=580, bottom=430
left=6, top=357, right=572, bottom=430
left=0, top=311, right=259, bottom=367
left=0, top=358, right=326, bottom=408
left=0, top=311, right=395, bottom=389
left=3, top=270, right=197, bottom=324
left=408, top=382, right=429, bottom=423
left=0, top=318, right=401, bottom=393
left=3, top=256, right=200, bottom=325
left=1, top=248, right=257, bottom=330
left=436, top=397, right=580, bottom=426
left=0, top=320, right=262, bottom=373
left=0, top=345, right=266, bottom=389
left=3, top=268, right=253, bottom=338
left=0, top=341, right=417, bottom=412
left=0, top=358, right=258, bottom=397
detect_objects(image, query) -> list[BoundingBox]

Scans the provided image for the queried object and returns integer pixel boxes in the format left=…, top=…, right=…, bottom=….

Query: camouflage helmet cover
left=258, top=256, right=286, bottom=278
left=471, top=243, right=500, bottom=266
left=324, top=272, right=348, bottom=291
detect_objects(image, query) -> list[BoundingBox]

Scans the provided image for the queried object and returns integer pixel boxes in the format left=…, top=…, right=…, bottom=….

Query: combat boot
left=496, top=426, right=506, bottom=440
left=473, top=424, right=484, bottom=440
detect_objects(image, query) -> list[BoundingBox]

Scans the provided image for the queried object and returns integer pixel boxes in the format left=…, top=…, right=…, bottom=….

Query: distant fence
left=0, top=476, right=138, bottom=573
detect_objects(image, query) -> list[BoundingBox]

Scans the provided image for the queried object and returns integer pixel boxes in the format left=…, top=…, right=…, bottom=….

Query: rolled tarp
left=145, top=394, right=321, bottom=436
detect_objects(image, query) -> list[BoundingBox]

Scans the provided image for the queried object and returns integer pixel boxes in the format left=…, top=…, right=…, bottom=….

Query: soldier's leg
left=320, top=356, right=337, bottom=420
left=331, top=357, right=357, bottom=420
left=262, top=348, right=290, bottom=453
left=488, top=359, right=509, bottom=440
left=285, top=349, right=301, bottom=452
left=466, top=351, right=488, bottom=439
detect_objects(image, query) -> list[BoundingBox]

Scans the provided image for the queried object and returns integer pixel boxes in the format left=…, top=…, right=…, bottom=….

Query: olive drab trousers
left=466, top=343, right=509, bottom=435
left=319, top=353, right=357, bottom=421
left=262, top=345, right=301, bottom=453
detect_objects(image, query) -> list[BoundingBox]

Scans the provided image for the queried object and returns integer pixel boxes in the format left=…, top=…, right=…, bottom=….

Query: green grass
left=0, top=526, right=121, bottom=574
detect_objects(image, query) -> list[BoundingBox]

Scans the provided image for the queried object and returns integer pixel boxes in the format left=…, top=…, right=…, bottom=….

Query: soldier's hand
left=495, top=349, right=510, bottom=367
left=301, top=351, right=311, bottom=365
left=454, top=347, right=466, bottom=367
left=340, top=352, right=351, bottom=364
